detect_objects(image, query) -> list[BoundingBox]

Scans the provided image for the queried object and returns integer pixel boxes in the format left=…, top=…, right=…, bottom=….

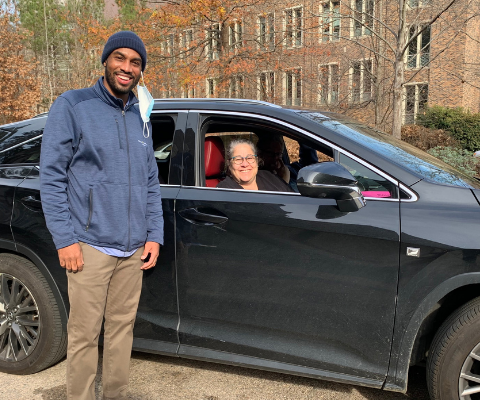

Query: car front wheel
left=0, top=253, right=67, bottom=374
left=427, top=297, right=480, bottom=400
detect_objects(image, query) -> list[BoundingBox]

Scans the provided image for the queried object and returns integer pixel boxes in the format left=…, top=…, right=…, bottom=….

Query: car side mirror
left=297, top=162, right=366, bottom=212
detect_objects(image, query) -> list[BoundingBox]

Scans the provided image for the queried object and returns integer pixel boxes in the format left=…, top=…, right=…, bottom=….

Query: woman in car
left=217, top=139, right=293, bottom=192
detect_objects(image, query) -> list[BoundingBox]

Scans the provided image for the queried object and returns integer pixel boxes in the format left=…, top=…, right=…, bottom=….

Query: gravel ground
left=0, top=352, right=430, bottom=400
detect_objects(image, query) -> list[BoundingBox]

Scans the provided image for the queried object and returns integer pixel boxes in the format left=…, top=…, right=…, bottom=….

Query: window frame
left=228, top=19, right=243, bottom=53
left=258, top=71, right=276, bottom=102
left=180, top=28, right=194, bottom=59
left=318, top=63, right=340, bottom=105
left=206, top=23, right=221, bottom=61
left=284, top=5, right=303, bottom=48
left=181, top=84, right=196, bottom=99
left=284, top=68, right=302, bottom=106
left=206, top=78, right=217, bottom=98
left=229, top=75, right=244, bottom=99
left=349, top=59, right=373, bottom=103
left=408, top=0, right=430, bottom=9
left=351, top=0, right=374, bottom=38
left=403, top=82, right=429, bottom=125
left=258, top=12, right=275, bottom=51
left=321, top=1, right=341, bottom=43
left=406, top=24, right=431, bottom=70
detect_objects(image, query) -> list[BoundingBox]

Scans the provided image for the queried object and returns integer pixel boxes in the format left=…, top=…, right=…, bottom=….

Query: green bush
left=417, top=106, right=480, bottom=152
left=427, top=146, right=479, bottom=177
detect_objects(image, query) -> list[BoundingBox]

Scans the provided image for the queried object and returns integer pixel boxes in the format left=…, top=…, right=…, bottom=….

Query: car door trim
left=0, top=134, right=43, bottom=154
left=190, top=110, right=418, bottom=202
left=178, top=344, right=384, bottom=389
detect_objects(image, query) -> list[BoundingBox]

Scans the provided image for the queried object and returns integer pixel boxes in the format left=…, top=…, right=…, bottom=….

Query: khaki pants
left=66, top=242, right=144, bottom=400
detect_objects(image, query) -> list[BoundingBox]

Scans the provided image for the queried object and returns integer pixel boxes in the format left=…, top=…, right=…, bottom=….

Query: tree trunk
left=392, top=56, right=404, bottom=139
left=392, top=0, right=408, bottom=139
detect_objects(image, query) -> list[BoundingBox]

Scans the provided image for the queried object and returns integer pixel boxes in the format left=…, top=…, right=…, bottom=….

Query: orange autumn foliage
left=0, top=3, right=40, bottom=124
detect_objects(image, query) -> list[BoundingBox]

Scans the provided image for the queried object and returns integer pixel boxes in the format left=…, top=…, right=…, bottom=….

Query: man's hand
left=58, top=243, right=84, bottom=273
left=141, top=241, right=160, bottom=270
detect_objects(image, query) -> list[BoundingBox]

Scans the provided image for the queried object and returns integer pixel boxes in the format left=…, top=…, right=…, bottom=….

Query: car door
left=126, top=111, right=185, bottom=353
left=12, top=112, right=186, bottom=355
left=0, top=119, right=46, bottom=244
left=175, top=111, right=400, bottom=385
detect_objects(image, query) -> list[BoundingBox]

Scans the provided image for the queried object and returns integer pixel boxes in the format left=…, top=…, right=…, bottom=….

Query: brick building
left=115, top=0, right=480, bottom=130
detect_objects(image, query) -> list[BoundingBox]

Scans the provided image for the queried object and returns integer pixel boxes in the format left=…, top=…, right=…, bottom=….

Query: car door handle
left=21, top=196, right=43, bottom=212
left=178, top=208, right=228, bottom=225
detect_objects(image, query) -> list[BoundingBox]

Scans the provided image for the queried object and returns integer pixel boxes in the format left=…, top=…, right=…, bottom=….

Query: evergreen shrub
left=417, top=106, right=480, bottom=152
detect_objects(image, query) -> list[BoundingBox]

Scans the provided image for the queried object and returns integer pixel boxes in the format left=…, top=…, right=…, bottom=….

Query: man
left=257, top=135, right=291, bottom=184
left=40, top=31, right=163, bottom=400
left=257, top=135, right=319, bottom=192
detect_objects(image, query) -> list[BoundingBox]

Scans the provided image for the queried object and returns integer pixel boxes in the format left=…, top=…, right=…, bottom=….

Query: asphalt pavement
left=0, top=352, right=431, bottom=400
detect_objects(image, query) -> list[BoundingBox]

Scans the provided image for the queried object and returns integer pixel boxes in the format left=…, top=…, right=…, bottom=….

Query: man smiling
left=40, top=31, right=164, bottom=400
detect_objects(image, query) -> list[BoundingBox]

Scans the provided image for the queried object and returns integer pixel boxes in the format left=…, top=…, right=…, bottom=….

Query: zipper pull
left=122, top=110, right=125, bottom=116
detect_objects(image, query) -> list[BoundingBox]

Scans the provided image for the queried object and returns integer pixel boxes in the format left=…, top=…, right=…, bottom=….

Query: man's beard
left=105, top=67, right=139, bottom=97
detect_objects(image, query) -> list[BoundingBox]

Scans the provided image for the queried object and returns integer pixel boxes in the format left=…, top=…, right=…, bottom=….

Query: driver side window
left=200, top=115, right=333, bottom=192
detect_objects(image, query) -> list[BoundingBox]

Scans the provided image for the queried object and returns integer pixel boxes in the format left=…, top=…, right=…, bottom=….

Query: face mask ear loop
left=140, top=71, right=146, bottom=87
left=143, top=122, right=150, bottom=139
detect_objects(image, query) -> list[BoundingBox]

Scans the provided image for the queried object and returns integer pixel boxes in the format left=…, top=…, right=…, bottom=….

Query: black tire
left=0, top=253, right=67, bottom=374
left=427, top=297, right=480, bottom=400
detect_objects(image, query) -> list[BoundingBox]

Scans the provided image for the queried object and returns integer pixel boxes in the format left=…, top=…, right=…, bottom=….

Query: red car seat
left=204, top=136, right=225, bottom=187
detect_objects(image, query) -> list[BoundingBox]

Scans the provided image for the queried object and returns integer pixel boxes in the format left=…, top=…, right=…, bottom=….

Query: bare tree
left=312, top=0, right=480, bottom=138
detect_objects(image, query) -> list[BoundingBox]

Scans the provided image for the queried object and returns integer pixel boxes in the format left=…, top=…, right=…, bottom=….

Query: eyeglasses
left=230, top=155, right=258, bottom=165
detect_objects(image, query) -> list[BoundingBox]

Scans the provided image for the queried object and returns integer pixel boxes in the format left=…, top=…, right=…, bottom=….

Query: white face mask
left=137, top=72, right=154, bottom=138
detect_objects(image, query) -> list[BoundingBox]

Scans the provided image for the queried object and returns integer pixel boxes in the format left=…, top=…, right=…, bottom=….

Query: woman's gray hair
left=224, top=138, right=262, bottom=171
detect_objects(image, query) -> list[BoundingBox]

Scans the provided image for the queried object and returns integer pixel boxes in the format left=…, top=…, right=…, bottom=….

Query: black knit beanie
left=101, top=31, right=147, bottom=71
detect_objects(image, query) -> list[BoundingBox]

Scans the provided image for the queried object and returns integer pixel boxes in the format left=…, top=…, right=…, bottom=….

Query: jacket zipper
left=115, top=119, right=123, bottom=149
left=85, top=188, right=93, bottom=231
left=123, top=109, right=131, bottom=251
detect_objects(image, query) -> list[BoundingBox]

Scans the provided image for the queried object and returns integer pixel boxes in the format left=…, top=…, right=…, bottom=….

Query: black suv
left=1, top=99, right=479, bottom=400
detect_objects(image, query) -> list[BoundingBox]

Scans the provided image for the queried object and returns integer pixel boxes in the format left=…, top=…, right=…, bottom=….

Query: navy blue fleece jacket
left=40, top=78, right=164, bottom=251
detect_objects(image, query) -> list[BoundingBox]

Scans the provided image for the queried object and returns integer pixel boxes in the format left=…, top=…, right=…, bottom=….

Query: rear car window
left=0, top=116, right=45, bottom=152
left=0, top=137, right=42, bottom=165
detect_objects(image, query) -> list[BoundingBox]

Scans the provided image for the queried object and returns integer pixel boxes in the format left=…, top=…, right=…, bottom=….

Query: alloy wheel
left=0, top=273, right=40, bottom=362
left=459, top=342, right=480, bottom=399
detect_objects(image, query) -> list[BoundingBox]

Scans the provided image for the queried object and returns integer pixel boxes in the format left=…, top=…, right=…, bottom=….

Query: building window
left=351, top=59, right=373, bottom=102
left=182, top=85, right=195, bottom=98
left=206, top=23, right=221, bottom=61
left=229, top=76, right=244, bottom=98
left=407, top=25, right=430, bottom=69
left=206, top=78, right=217, bottom=98
left=229, top=20, right=243, bottom=52
left=321, top=1, right=340, bottom=42
left=285, top=6, right=303, bottom=48
left=319, top=64, right=339, bottom=104
left=259, top=13, right=275, bottom=50
left=353, top=0, right=374, bottom=37
left=409, top=0, right=430, bottom=8
left=166, top=34, right=175, bottom=63
left=285, top=69, right=302, bottom=106
left=258, top=71, right=275, bottom=101
left=160, top=86, right=173, bottom=99
left=404, top=84, right=428, bottom=124
left=180, top=29, right=194, bottom=59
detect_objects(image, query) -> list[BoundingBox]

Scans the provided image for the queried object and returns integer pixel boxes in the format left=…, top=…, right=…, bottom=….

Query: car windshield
left=297, top=111, right=480, bottom=189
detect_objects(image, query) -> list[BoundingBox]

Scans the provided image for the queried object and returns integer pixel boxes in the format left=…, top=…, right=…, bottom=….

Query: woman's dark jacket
left=216, top=170, right=294, bottom=192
